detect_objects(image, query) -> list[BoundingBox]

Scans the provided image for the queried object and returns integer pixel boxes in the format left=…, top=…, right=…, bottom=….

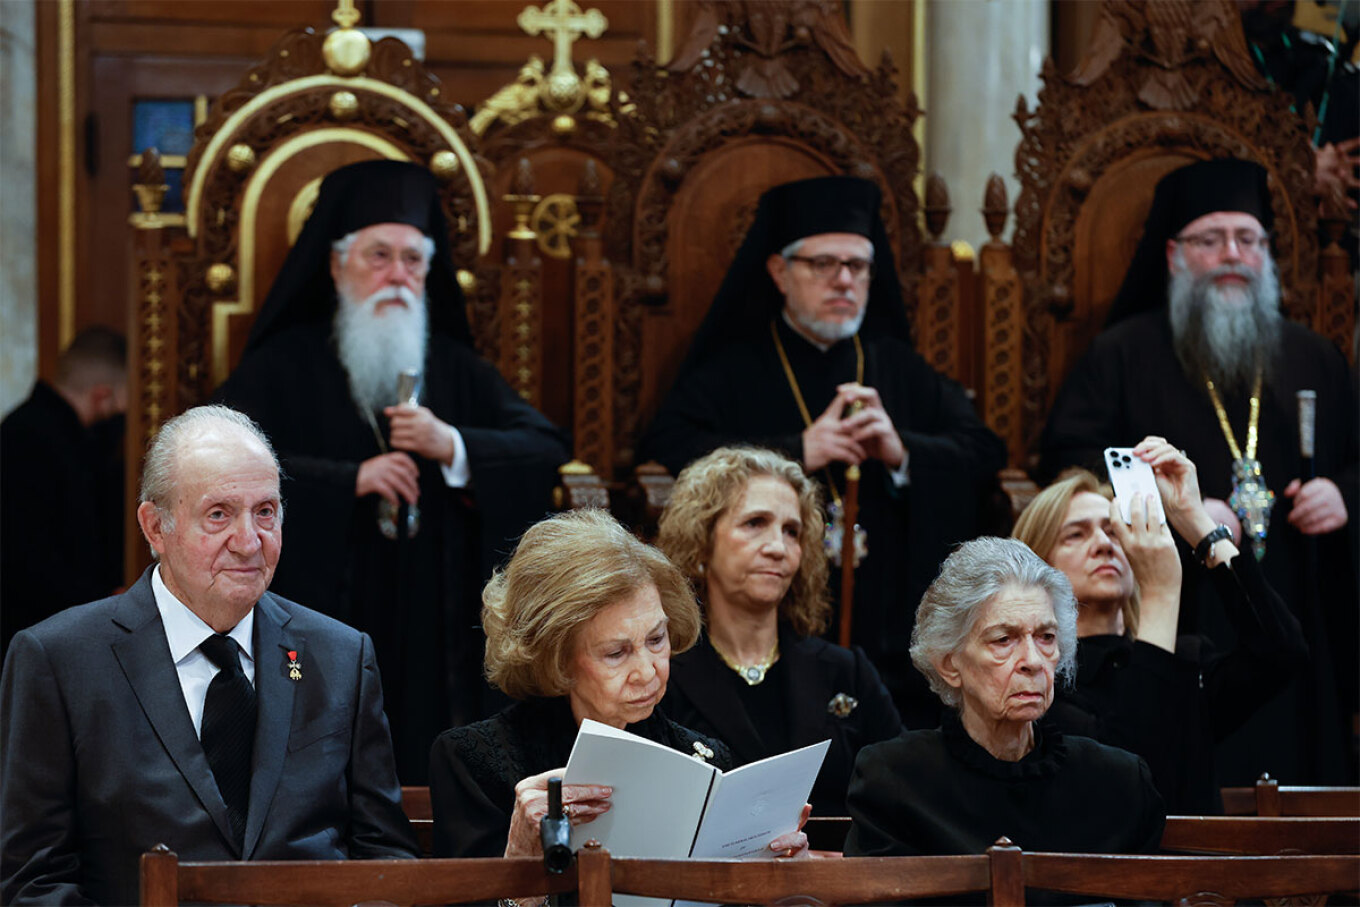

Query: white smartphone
left=1104, top=447, right=1166, bottom=525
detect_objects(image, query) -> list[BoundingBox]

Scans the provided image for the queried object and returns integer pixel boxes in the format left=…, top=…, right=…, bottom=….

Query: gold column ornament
left=324, top=0, right=371, bottom=76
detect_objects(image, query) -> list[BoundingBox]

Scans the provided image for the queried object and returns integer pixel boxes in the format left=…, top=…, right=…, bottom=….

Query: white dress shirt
left=151, top=565, right=256, bottom=738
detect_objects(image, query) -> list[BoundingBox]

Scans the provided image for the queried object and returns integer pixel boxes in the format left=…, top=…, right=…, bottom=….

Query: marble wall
left=926, top=0, right=1048, bottom=254
left=1, top=0, right=37, bottom=418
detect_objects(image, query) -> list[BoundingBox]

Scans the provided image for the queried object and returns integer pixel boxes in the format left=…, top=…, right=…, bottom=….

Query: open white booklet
left=562, top=719, right=829, bottom=904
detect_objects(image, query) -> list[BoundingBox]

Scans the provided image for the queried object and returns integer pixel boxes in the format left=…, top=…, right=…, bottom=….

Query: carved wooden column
left=571, top=159, right=615, bottom=476
left=127, top=149, right=183, bottom=579
left=499, top=158, right=544, bottom=405
left=1316, top=201, right=1356, bottom=361
left=978, top=174, right=1024, bottom=467
left=917, top=173, right=962, bottom=384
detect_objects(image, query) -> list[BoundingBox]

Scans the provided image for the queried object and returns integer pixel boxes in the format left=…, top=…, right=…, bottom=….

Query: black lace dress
left=844, top=710, right=1165, bottom=857
left=428, top=696, right=732, bottom=857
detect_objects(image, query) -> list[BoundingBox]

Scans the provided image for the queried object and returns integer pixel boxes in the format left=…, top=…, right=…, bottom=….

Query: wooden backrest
left=1221, top=776, right=1360, bottom=817
left=139, top=845, right=575, bottom=907
left=1160, top=815, right=1360, bottom=855
left=602, top=0, right=924, bottom=470
left=1005, top=0, right=1339, bottom=460
left=401, top=785, right=435, bottom=856
left=578, top=845, right=991, bottom=905
left=1016, top=851, right=1360, bottom=905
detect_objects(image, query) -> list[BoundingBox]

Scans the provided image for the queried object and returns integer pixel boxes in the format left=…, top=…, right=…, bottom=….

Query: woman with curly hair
left=657, top=446, right=901, bottom=816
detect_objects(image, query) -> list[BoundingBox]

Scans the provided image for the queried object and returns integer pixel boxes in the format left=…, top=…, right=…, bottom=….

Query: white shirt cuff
left=890, top=449, right=910, bottom=487
left=440, top=426, right=470, bottom=487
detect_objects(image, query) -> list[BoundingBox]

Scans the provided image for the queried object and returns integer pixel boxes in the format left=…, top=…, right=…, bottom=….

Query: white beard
left=1167, top=250, right=1281, bottom=395
left=332, top=283, right=429, bottom=415
left=792, top=305, right=867, bottom=345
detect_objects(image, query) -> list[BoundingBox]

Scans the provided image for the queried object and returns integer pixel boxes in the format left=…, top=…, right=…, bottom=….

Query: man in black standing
left=216, top=160, right=569, bottom=781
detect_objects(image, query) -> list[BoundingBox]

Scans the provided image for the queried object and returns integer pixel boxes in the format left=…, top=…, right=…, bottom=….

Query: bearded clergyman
left=1041, top=157, right=1359, bottom=786
left=215, top=160, right=569, bottom=783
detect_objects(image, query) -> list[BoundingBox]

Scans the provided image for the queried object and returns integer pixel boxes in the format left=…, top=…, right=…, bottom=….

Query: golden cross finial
left=517, top=0, right=607, bottom=77
left=332, top=0, right=361, bottom=30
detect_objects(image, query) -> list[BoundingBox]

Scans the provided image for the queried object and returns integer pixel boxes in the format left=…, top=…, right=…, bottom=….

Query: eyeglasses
left=359, top=244, right=431, bottom=277
left=787, top=255, right=875, bottom=281
left=1172, top=230, right=1270, bottom=255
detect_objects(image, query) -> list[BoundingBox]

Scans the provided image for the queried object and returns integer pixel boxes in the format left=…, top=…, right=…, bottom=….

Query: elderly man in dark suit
left=0, top=405, right=418, bottom=906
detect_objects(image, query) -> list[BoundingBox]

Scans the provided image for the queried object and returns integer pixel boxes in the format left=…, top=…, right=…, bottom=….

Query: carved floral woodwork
left=1010, top=0, right=1325, bottom=460
left=604, top=0, right=923, bottom=464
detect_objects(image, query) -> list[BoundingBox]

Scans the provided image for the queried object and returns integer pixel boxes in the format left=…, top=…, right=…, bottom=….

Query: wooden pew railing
left=1221, top=774, right=1360, bottom=817
left=800, top=814, right=1360, bottom=857
left=141, top=838, right=1360, bottom=906
left=139, top=845, right=575, bottom=907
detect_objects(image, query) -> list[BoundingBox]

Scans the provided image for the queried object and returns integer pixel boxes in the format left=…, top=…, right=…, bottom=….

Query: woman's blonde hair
left=656, top=446, right=830, bottom=637
left=482, top=508, right=701, bottom=699
left=1011, top=468, right=1140, bottom=637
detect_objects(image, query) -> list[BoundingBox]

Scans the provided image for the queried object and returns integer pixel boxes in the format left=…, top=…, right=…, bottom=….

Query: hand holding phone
left=1105, top=447, right=1167, bottom=525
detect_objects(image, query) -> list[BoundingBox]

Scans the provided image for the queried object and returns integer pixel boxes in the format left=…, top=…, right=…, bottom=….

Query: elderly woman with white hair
left=844, top=538, right=1165, bottom=857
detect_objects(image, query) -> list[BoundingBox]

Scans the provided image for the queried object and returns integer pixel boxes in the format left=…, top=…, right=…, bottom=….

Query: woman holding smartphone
left=1012, top=436, right=1307, bottom=813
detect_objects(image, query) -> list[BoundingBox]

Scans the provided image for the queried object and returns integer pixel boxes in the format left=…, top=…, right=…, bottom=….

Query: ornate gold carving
left=59, top=0, right=75, bottom=349
left=469, top=0, right=615, bottom=135
left=323, top=28, right=371, bottom=77
left=332, top=0, right=361, bottom=29
left=129, top=148, right=185, bottom=229
left=505, top=159, right=542, bottom=241
left=327, top=90, right=359, bottom=120
left=457, top=269, right=477, bottom=293
left=531, top=194, right=580, bottom=259
left=430, top=149, right=461, bottom=180
left=551, top=114, right=577, bottom=135
left=226, top=143, right=257, bottom=173
left=205, top=263, right=236, bottom=294
left=287, top=177, right=324, bottom=245
left=184, top=27, right=493, bottom=258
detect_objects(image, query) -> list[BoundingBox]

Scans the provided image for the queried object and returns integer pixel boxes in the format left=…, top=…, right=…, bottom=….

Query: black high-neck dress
left=844, top=710, right=1165, bottom=858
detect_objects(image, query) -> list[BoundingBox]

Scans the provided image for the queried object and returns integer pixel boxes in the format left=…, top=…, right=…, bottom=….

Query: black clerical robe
left=1, top=382, right=123, bottom=658
left=427, top=697, right=731, bottom=858
left=642, top=318, right=1007, bottom=726
left=215, top=323, right=569, bottom=783
left=664, top=626, right=903, bottom=816
left=1048, top=552, right=1306, bottom=813
left=1042, top=311, right=1359, bottom=784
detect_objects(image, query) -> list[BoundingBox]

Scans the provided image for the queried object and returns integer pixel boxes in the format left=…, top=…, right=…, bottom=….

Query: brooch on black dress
left=827, top=693, right=858, bottom=718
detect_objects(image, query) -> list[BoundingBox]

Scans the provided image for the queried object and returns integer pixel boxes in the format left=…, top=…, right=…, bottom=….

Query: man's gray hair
left=779, top=237, right=874, bottom=260
left=910, top=537, right=1078, bottom=709
left=331, top=229, right=435, bottom=268
left=140, top=405, right=281, bottom=543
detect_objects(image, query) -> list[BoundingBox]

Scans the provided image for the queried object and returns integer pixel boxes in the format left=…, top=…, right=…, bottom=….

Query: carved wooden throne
left=1004, top=0, right=1356, bottom=465
left=602, top=0, right=937, bottom=485
left=125, top=12, right=492, bottom=578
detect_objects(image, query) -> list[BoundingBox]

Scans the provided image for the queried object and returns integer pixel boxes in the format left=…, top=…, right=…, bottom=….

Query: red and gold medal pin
left=286, top=650, right=302, bottom=681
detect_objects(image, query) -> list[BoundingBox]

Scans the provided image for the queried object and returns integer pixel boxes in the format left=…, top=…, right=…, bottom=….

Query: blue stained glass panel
left=132, top=100, right=195, bottom=156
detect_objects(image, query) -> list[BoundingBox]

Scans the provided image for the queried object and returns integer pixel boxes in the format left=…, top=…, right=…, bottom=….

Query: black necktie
left=200, top=633, right=257, bottom=849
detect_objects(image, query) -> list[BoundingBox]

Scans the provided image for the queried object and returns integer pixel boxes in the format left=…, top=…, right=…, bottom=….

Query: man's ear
left=766, top=253, right=789, bottom=295
left=935, top=651, right=964, bottom=691
left=329, top=249, right=344, bottom=287
left=137, top=501, right=168, bottom=557
left=1165, top=239, right=1180, bottom=274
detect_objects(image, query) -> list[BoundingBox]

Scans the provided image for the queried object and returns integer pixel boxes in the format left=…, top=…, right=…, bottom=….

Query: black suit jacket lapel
left=671, top=639, right=765, bottom=762
left=243, top=593, right=299, bottom=859
left=110, top=570, right=238, bottom=851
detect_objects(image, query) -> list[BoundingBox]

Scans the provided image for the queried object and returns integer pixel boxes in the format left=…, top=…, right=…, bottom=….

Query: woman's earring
left=698, top=563, right=706, bottom=575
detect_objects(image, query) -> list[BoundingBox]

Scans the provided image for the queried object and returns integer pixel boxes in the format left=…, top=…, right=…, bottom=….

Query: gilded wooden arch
left=178, top=27, right=494, bottom=392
